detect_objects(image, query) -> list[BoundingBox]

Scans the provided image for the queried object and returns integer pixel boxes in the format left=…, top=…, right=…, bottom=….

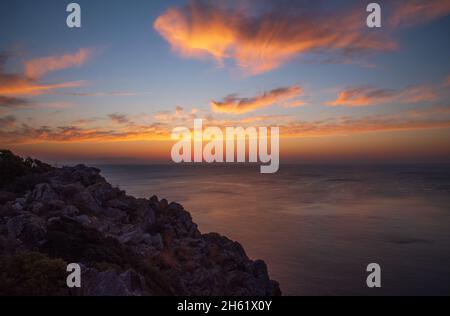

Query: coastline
left=0, top=150, right=281, bottom=296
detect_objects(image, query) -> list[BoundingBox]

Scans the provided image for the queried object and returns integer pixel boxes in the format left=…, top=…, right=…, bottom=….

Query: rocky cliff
left=0, top=150, right=281, bottom=296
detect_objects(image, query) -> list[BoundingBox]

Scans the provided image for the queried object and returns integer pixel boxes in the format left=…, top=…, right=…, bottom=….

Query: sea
left=97, top=164, right=450, bottom=295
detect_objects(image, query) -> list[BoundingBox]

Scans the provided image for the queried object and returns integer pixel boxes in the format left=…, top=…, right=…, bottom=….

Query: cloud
left=154, top=0, right=396, bottom=75
left=275, top=105, right=450, bottom=138
left=388, top=0, right=450, bottom=28
left=60, top=91, right=150, bottom=97
left=0, top=50, right=88, bottom=102
left=211, top=85, right=303, bottom=114
left=284, top=100, right=307, bottom=108
left=0, top=123, right=169, bottom=144
left=328, top=85, right=438, bottom=107
left=0, top=80, right=85, bottom=97
left=282, top=119, right=450, bottom=137
left=0, top=115, right=16, bottom=127
left=3, top=107, right=450, bottom=145
left=0, top=96, right=29, bottom=108
left=73, top=118, right=100, bottom=125
left=154, top=106, right=198, bottom=122
left=24, top=48, right=93, bottom=78
left=109, top=113, right=130, bottom=124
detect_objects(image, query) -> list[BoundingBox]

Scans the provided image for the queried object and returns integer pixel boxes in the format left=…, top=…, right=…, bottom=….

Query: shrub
left=0, top=149, right=53, bottom=191
left=0, top=252, right=68, bottom=296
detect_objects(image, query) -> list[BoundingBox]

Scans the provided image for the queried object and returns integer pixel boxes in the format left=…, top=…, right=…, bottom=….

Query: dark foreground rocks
left=0, top=150, right=281, bottom=296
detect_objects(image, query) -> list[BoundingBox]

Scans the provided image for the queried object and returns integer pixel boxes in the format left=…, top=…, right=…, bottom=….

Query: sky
left=1, top=0, right=450, bottom=164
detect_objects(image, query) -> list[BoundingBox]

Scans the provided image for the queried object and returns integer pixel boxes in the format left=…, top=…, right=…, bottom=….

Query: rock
left=103, top=207, right=127, bottom=222
left=106, top=197, right=136, bottom=210
left=61, top=205, right=80, bottom=217
left=47, top=199, right=66, bottom=211
left=30, top=202, right=45, bottom=214
left=120, top=269, right=147, bottom=295
left=141, top=233, right=153, bottom=245
left=0, top=191, right=16, bottom=204
left=30, top=183, right=59, bottom=203
left=151, top=233, right=164, bottom=250
left=56, top=182, right=85, bottom=198
left=82, top=268, right=148, bottom=296
left=74, top=214, right=91, bottom=226
left=7, top=216, right=24, bottom=238
left=119, top=229, right=144, bottom=245
left=72, top=190, right=102, bottom=215
left=88, top=182, right=124, bottom=204
left=11, top=202, right=23, bottom=212
left=160, top=199, right=168, bottom=210
left=70, top=165, right=105, bottom=187
left=7, top=214, right=46, bottom=245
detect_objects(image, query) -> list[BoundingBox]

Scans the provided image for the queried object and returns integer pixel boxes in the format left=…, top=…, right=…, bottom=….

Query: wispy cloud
left=0, top=115, right=16, bottom=127
left=0, top=96, right=29, bottom=108
left=24, top=48, right=93, bottom=78
left=0, top=80, right=85, bottom=97
left=0, top=123, right=169, bottom=144
left=328, top=85, right=438, bottom=107
left=283, top=115, right=450, bottom=137
left=154, top=106, right=198, bottom=122
left=388, top=0, right=450, bottom=27
left=154, top=1, right=450, bottom=75
left=0, top=50, right=89, bottom=103
left=154, top=1, right=398, bottom=75
left=211, top=85, right=303, bottom=114
left=2, top=105, right=450, bottom=144
left=108, top=113, right=130, bottom=124
left=60, top=91, right=150, bottom=97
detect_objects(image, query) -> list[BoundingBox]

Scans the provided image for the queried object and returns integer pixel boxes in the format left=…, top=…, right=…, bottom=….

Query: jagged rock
left=55, top=182, right=85, bottom=198
left=72, top=190, right=102, bottom=215
left=30, top=201, right=45, bottom=214
left=0, top=191, right=16, bottom=204
left=7, top=213, right=46, bottom=245
left=103, top=207, right=127, bottom=222
left=160, top=199, right=168, bottom=210
left=119, top=230, right=144, bottom=245
left=74, top=215, right=91, bottom=226
left=30, top=183, right=59, bottom=203
left=88, top=182, right=124, bottom=204
left=0, top=151, right=281, bottom=296
left=151, top=233, right=164, bottom=250
left=47, top=200, right=66, bottom=211
left=82, top=268, right=148, bottom=296
left=6, top=216, right=24, bottom=238
left=61, top=205, right=80, bottom=217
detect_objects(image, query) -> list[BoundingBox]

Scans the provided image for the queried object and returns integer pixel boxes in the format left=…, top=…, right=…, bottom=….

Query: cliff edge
left=0, top=150, right=281, bottom=296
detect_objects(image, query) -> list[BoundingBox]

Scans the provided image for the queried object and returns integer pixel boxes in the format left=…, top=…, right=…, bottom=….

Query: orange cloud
left=154, top=106, right=198, bottom=122
left=109, top=113, right=130, bottom=124
left=0, top=115, right=16, bottom=127
left=0, top=80, right=84, bottom=97
left=282, top=115, right=450, bottom=138
left=0, top=49, right=91, bottom=103
left=388, top=0, right=450, bottom=27
left=211, top=85, right=303, bottom=114
left=24, top=48, right=93, bottom=78
left=3, top=109, right=450, bottom=145
left=328, top=85, right=438, bottom=107
left=154, top=1, right=396, bottom=74
left=0, top=123, right=169, bottom=144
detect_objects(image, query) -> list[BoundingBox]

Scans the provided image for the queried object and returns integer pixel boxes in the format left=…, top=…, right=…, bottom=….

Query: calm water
left=97, top=164, right=450, bottom=295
